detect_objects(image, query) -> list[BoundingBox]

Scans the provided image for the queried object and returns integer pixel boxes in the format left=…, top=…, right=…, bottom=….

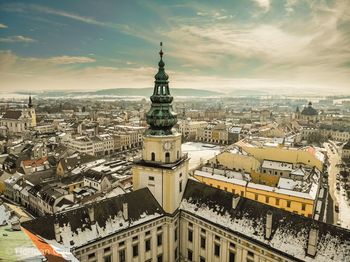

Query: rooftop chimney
left=54, top=221, right=61, bottom=243
left=232, top=195, right=240, bottom=209
left=265, top=210, right=273, bottom=240
left=88, top=206, right=95, bottom=223
left=307, top=224, right=319, bottom=257
left=123, top=202, right=128, bottom=220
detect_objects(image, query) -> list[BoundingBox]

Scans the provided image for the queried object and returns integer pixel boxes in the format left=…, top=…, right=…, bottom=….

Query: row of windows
left=80, top=218, right=168, bottom=258
left=203, top=182, right=244, bottom=197
left=187, top=247, right=236, bottom=262
left=203, top=181, right=309, bottom=214
left=87, top=233, right=163, bottom=261
left=253, top=194, right=307, bottom=211
left=151, top=151, right=180, bottom=162
left=183, top=213, right=292, bottom=262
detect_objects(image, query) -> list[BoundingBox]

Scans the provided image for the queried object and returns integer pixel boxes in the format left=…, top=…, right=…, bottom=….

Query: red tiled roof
left=22, top=157, right=48, bottom=167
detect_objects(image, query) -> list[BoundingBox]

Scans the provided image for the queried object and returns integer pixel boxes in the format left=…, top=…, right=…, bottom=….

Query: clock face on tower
left=163, top=141, right=173, bottom=151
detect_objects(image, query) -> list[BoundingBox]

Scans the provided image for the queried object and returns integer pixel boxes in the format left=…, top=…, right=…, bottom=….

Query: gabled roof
left=83, top=169, right=104, bottom=182
left=343, top=140, right=350, bottom=150
left=22, top=157, right=48, bottom=167
left=59, top=154, right=97, bottom=172
left=181, top=179, right=350, bottom=262
left=21, top=188, right=164, bottom=248
left=2, top=110, right=22, bottom=120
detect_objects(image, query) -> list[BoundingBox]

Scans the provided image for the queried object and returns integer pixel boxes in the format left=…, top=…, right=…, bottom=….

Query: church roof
left=2, top=110, right=22, bottom=120
left=301, top=102, right=318, bottom=116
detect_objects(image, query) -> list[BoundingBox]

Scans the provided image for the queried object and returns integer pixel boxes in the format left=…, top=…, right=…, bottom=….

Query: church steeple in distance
left=28, top=95, right=33, bottom=108
left=145, top=42, right=177, bottom=136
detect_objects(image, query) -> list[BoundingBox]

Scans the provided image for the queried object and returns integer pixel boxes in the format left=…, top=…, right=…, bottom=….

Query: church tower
left=133, top=43, right=189, bottom=214
left=28, top=96, right=37, bottom=127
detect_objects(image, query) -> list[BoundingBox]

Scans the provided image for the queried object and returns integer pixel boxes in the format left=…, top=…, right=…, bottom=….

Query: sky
left=0, top=0, right=349, bottom=95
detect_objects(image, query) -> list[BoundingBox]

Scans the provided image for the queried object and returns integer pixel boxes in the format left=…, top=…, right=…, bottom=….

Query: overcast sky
left=0, top=0, right=349, bottom=95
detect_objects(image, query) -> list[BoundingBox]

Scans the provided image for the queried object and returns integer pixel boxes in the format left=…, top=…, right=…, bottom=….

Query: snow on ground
left=182, top=142, right=223, bottom=170
left=335, top=186, right=350, bottom=229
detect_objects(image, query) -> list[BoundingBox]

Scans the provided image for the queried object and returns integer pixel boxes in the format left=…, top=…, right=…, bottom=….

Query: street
left=324, top=142, right=350, bottom=229
left=324, top=142, right=339, bottom=224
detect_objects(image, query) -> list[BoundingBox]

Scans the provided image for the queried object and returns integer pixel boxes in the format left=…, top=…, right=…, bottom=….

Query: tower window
left=151, top=152, right=155, bottom=161
left=179, top=181, right=182, bottom=193
left=165, top=152, right=170, bottom=163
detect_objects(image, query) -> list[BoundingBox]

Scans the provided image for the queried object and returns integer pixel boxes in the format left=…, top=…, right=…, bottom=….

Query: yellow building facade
left=209, top=151, right=261, bottom=173
left=194, top=172, right=314, bottom=218
left=240, top=146, right=324, bottom=172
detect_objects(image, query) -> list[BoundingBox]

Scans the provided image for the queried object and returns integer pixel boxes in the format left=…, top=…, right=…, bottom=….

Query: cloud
left=0, top=35, right=36, bottom=43
left=1, top=3, right=148, bottom=42
left=285, top=0, right=298, bottom=13
left=0, top=51, right=154, bottom=91
left=0, top=51, right=95, bottom=69
left=28, top=4, right=106, bottom=26
left=45, top=56, right=95, bottom=65
left=252, top=0, right=271, bottom=12
left=0, top=0, right=349, bottom=95
left=1, top=3, right=105, bottom=26
left=155, top=0, right=350, bottom=94
left=0, top=23, right=8, bottom=28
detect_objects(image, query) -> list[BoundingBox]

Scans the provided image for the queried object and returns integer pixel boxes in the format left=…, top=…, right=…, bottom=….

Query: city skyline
left=0, top=0, right=350, bottom=95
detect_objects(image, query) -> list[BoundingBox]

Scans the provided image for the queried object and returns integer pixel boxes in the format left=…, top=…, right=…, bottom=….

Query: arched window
left=165, top=152, right=170, bottom=163
left=151, top=152, right=155, bottom=161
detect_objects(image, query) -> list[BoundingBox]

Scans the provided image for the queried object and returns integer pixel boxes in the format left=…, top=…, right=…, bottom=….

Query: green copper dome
left=145, top=43, right=177, bottom=136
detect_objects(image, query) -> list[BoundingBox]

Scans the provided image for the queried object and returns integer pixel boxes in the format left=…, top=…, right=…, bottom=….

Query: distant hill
left=18, top=88, right=223, bottom=98
left=228, top=89, right=269, bottom=97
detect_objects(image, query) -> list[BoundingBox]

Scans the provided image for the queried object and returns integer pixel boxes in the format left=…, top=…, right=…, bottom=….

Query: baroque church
left=0, top=96, right=37, bottom=136
left=22, top=45, right=350, bottom=262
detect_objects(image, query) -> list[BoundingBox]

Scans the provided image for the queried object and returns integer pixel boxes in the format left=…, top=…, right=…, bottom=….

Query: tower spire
left=28, top=95, right=33, bottom=108
left=145, top=42, right=177, bottom=136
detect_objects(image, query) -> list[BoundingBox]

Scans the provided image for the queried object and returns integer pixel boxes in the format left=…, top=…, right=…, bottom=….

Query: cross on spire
left=159, top=42, right=163, bottom=58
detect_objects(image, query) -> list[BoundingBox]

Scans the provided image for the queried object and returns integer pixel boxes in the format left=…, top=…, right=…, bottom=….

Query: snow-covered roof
left=181, top=180, right=350, bottom=262
left=277, top=177, right=298, bottom=190
left=22, top=188, right=164, bottom=248
left=262, top=160, right=293, bottom=171
left=291, top=168, right=306, bottom=177
left=194, top=170, right=248, bottom=186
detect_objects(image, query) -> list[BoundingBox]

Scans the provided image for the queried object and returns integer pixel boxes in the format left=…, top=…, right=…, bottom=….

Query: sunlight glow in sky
left=0, top=0, right=349, bottom=95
